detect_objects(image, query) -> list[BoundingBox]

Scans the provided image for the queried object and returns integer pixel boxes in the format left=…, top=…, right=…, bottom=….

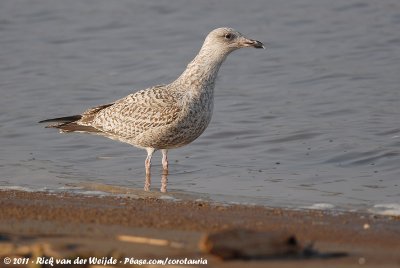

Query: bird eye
left=224, top=33, right=233, bottom=40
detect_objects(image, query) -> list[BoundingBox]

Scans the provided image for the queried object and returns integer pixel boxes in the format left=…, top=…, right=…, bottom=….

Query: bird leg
left=161, top=149, right=169, bottom=173
left=161, top=149, right=168, bottom=192
left=144, top=148, right=155, bottom=191
left=161, top=173, right=168, bottom=193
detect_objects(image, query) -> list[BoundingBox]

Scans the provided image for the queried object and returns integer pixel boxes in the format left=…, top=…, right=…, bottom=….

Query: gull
left=39, top=27, right=265, bottom=192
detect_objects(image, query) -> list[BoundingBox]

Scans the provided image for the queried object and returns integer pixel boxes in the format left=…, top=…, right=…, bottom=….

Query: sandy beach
left=0, top=189, right=399, bottom=268
left=1, top=0, right=400, bottom=267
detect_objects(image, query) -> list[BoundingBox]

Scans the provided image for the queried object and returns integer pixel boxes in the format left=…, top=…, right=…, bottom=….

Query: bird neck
left=172, top=46, right=230, bottom=94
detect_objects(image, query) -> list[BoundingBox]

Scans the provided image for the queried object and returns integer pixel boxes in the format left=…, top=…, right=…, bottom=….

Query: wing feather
left=88, top=85, right=182, bottom=139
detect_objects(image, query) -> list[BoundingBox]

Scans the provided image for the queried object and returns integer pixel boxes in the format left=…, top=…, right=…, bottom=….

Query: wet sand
left=0, top=189, right=399, bottom=267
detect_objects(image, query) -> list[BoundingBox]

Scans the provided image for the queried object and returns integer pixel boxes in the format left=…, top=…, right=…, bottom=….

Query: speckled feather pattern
left=76, top=67, right=216, bottom=149
left=41, top=27, right=264, bottom=191
left=73, top=28, right=244, bottom=150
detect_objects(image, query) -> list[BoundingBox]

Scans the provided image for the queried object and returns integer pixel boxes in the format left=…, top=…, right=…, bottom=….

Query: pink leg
left=144, top=148, right=155, bottom=191
left=161, top=149, right=168, bottom=192
left=161, top=173, right=168, bottom=193
left=161, top=149, right=169, bottom=172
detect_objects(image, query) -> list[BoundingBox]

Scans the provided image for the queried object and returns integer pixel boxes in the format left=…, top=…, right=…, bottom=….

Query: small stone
left=199, top=228, right=301, bottom=259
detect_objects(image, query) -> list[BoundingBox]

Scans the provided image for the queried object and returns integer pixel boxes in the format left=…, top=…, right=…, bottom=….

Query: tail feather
left=54, top=122, right=102, bottom=133
left=39, top=114, right=102, bottom=134
left=38, top=115, right=82, bottom=124
left=39, top=103, right=113, bottom=134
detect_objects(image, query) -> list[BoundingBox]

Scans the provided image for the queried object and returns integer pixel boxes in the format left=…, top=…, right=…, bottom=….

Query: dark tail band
left=38, top=115, right=82, bottom=124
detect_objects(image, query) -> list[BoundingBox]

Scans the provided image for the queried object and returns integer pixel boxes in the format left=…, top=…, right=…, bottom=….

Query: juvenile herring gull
left=39, top=27, right=265, bottom=192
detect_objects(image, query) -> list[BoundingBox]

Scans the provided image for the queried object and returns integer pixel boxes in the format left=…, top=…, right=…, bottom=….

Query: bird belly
left=133, top=103, right=213, bottom=149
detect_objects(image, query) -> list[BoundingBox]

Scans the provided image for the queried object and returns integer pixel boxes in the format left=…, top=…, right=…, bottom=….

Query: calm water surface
left=1, top=0, right=399, bottom=213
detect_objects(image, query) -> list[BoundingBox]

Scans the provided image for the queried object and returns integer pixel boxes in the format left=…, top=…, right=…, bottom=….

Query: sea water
left=1, top=0, right=399, bottom=214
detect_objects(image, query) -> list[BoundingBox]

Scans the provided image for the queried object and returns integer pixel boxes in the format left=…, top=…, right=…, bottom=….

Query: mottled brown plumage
left=40, top=27, right=265, bottom=192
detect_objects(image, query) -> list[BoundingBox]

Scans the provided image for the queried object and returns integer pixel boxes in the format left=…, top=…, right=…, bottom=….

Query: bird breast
left=153, top=88, right=214, bottom=149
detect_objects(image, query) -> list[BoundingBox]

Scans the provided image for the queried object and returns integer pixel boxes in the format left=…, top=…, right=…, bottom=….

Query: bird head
left=202, top=27, right=265, bottom=53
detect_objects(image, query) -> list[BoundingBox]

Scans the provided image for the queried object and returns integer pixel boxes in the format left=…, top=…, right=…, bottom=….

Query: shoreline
left=3, top=183, right=399, bottom=217
left=0, top=189, right=399, bottom=267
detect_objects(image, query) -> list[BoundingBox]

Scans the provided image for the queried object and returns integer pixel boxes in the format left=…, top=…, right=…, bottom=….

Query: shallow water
left=1, top=0, right=399, bottom=214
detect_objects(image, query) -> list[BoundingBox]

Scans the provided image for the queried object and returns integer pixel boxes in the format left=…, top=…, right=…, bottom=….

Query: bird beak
left=241, top=37, right=265, bottom=49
